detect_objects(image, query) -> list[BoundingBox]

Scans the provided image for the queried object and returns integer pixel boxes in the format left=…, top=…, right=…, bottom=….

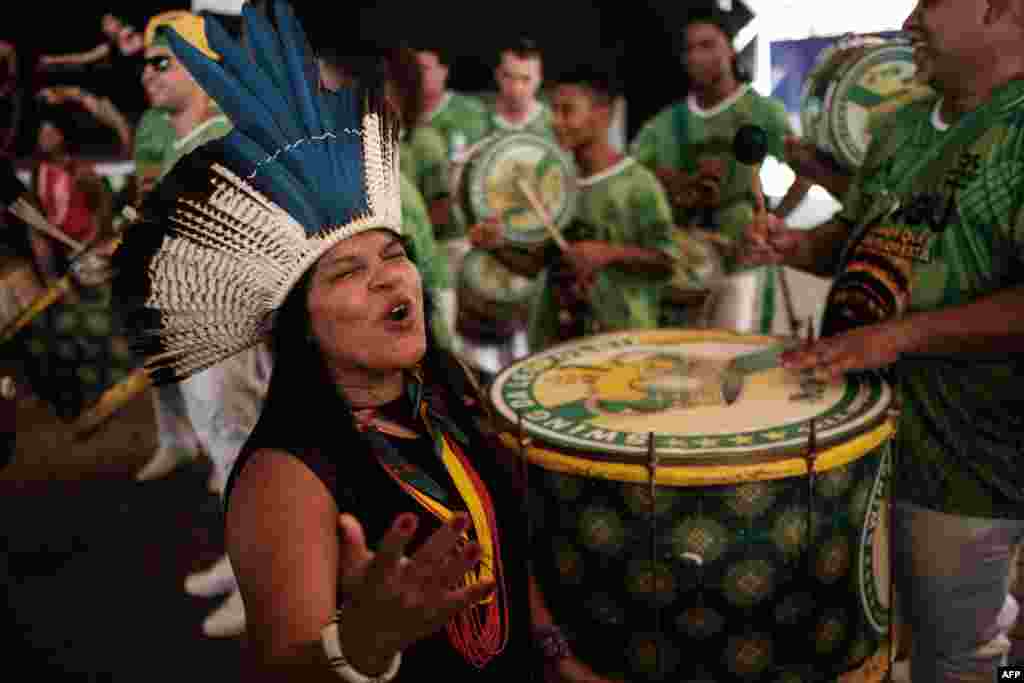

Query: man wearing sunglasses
left=132, top=10, right=271, bottom=641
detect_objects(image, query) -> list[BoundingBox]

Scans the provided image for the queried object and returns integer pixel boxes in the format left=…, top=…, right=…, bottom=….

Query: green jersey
left=424, top=91, right=490, bottom=161
left=631, top=84, right=791, bottom=248
left=400, top=125, right=449, bottom=206
left=162, top=112, right=231, bottom=179
left=826, top=81, right=1024, bottom=518
left=400, top=173, right=453, bottom=350
left=527, top=157, right=677, bottom=351
left=133, top=108, right=177, bottom=180
left=480, top=95, right=555, bottom=140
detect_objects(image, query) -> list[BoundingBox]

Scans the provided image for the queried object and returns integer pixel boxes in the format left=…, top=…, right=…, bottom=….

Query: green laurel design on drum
left=727, top=482, right=777, bottom=519
left=552, top=537, right=586, bottom=586
left=723, top=559, right=777, bottom=608
left=578, top=506, right=626, bottom=556
left=774, top=591, right=816, bottom=626
left=860, top=443, right=893, bottom=635
left=724, top=633, right=774, bottom=678
left=628, top=632, right=681, bottom=679
left=831, top=45, right=918, bottom=168
left=771, top=507, right=809, bottom=559
left=814, top=609, right=849, bottom=655
left=620, top=482, right=681, bottom=518
left=544, top=470, right=585, bottom=501
left=625, top=559, right=677, bottom=608
left=817, top=466, right=854, bottom=499
left=584, top=591, right=626, bottom=626
left=849, top=479, right=872, bottom=527
left=815, top=536, right=852, bottom=584
left=671, top=516, right=731, bottom=565
left=676, top=605, right=726, bottom=640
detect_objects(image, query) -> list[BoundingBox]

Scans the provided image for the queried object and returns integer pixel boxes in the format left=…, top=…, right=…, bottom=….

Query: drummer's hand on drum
left=781, top=320, right=909, bottom=382
left=737, top=212, right=804, bottom=267
left=335, top=511, right=496, bottom=665
left=468, top=216, right=504, bottom=250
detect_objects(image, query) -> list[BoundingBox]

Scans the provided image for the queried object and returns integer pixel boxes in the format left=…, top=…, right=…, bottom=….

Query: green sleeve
left=134, top=109, right=175, bottom=171
left=630, top=116, right=663, bottom=170
left=756, top=95, right=792, bottom=161
left=401, top=174, right=451, bottom=292
left=629, top=172, right=678, bottom=262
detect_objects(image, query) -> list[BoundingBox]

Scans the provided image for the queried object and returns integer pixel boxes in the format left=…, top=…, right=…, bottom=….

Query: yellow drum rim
left=499, top=417, right=895, bottom=486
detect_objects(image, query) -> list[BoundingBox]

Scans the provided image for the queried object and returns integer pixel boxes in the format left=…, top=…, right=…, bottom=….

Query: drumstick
left=7, top=192, right=88, bottom=253
left=734, top=125, right=800, bottom=338
left=516, top=177, right=570, bottom=252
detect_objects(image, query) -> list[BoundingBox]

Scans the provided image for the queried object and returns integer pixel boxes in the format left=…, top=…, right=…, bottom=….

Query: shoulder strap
left=672, top=100, right=695, bottom=172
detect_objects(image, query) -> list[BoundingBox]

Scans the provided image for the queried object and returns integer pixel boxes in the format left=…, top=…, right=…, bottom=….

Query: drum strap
left=672, top=102, right=695, bottom=173
left=356, top=372, right=510, bottom=669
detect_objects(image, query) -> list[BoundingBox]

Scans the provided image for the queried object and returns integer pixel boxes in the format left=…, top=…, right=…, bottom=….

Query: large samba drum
left=491, top=329, right=895, bottom=682
left=451, top=132, right=576, bottom=378
left=3, top=244, right=149, bottom=436
left=800, top=35, right=932, bottom=171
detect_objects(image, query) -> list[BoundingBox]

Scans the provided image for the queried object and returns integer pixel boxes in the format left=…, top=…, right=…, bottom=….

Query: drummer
left=410, top=45, right=490, bottom=165
left=482, top=38, right=555, bottom=140
left=631, top=9, right=812, bottom=270
left=742, top=1, right=1024, bottom=679
left=410, top=45, right=490, bottom=244
left=469, top=64, right=676, bottom=351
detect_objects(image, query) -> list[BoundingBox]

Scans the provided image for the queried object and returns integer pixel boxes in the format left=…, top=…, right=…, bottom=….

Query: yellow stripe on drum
left=72, top=368, right=153, bottom=439
left=499, top=417, right=895, bottom=486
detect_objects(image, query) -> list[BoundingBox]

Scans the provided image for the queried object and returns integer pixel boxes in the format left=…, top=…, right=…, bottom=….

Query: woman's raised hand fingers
left=362, top=513, right=419, bottom=585
left=404, top=514, right=470, bottom=583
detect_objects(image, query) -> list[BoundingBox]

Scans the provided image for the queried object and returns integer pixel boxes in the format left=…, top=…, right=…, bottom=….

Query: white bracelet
left=321, top=618, right=402, bottom=683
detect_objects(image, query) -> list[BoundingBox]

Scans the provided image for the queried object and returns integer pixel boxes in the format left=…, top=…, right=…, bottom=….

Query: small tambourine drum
left=457, top=248, right=539, bottom=333
left=800, top=36, right=933, bottom=170
left=454, top=132, right=578, bottom=246
left=491, top=329, right=896, bottom=682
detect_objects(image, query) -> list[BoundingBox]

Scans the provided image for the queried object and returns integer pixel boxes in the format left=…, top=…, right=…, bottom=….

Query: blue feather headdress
left=113, top=0, right=402, bottom=383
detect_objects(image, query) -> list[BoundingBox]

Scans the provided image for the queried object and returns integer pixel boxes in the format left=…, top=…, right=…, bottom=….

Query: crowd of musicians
left=2, top=1, right=1024, bottom=682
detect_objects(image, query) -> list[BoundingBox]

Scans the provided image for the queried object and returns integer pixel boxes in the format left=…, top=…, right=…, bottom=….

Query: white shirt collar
left=578, top=156, right=635, bottom=187
left=687, top=83, right=750, bottom=119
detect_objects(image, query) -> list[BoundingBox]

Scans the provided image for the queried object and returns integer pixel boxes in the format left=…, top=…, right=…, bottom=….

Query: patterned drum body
left=457, top=132, right=577, bottom=246
left=456, top=247, right=539, bottom=338
left=11, top=280, right=143, bottom=423
left=661, top=233, right=722, bottom=328
left=492, top=330, right=894, bottom=682
left=800, top=37, right=932, bottom=170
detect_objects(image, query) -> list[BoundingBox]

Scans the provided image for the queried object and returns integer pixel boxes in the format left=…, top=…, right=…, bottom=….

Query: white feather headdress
left=114, top=0, right=402, bottom=383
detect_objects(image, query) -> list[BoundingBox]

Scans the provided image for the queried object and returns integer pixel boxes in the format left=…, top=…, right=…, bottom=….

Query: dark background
left=1, top=1, right=755, bottom=157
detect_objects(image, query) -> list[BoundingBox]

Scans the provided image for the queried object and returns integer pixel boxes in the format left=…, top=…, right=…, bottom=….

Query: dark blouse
left=227, top=360, right=540, bottom=682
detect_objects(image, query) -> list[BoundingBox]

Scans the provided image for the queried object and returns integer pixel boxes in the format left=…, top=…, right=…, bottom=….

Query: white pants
left=152, top=343, right=272, bottom=495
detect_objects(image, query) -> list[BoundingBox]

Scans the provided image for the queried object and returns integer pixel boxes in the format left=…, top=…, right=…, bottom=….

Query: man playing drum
left=469, top=65, right=677, bottom=352
left=631, top=10, right=811, bottom=269
left=743, top=2, right=1024, bottom=680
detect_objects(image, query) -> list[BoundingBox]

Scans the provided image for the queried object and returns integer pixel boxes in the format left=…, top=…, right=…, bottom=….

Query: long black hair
left=226, top=245, right=493, bottom=503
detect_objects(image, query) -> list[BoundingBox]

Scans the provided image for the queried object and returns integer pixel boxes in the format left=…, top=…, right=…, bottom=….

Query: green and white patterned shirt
left=825, top=80, right=1024, bottom=518
left=527, top=157, right=677, bottom=351
left=400, top=173, right=453, bottom=350
left=423, top=91, right=491, bottom=161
